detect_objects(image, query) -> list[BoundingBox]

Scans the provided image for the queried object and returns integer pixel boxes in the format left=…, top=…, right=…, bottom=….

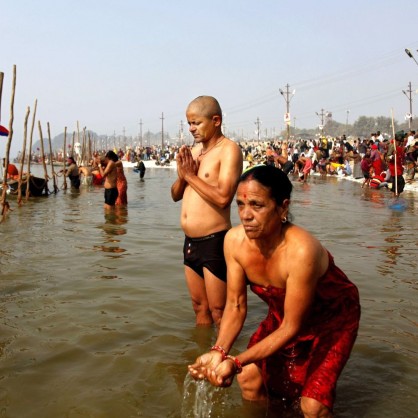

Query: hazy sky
left=2, top=0, right=418, bottom=156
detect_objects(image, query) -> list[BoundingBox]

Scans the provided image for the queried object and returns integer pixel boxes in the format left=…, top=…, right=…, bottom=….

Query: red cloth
left=92, top=173, right=104, bottom=185
left=248, top=252, right=360, bottom=410
left=370, top=174, right=386, bottom=188
left=115, top=166, right=127, bottom=205
left=388, top=145, right=404, bottom=176
left=7, top=163, right=19, bottom=178
left=0, top=125, right=9, bottom=136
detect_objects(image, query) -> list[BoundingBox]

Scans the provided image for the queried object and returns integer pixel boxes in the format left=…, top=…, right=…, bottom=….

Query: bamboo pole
left=0, top=72, right=4, bottom=124
left=88, top=131, right=92, bottom=162
left=63, top=126, right=68, bottom=190
left=71, top=130, right=75, bottom=157
left=80, top=126, right=86, bottom=164
left=37, top=121, right=49, bottom=195
left=391, top=109, right=398, bottom=196
left=77, top=121, right=80, bottom=164
left=1, top=65, right=16, bottom=221
left=47, top=122, right=58, bottom=193
left=0, top=72, right=4, bottom=182
left=26, top=99, right=37, bottom=201
left=17, top=106, right=30, bottom=205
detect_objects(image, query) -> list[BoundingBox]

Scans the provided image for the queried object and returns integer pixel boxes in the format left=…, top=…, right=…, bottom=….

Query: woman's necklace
left=199, top=136, right=225, bottom=157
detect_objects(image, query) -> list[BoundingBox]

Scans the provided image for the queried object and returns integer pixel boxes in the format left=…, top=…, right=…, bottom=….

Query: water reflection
left=1, top=168, right=417, bottom=418
left=94, top=207, right=128, bottom=256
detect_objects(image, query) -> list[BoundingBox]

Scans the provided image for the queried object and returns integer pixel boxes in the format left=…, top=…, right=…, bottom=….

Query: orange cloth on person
left=115, top=166, right=127, bottom=206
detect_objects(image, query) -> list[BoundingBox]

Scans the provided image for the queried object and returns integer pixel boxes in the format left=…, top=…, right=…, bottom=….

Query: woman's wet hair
left=239, top=164, right=292, bottom=206
left=105, top=150, right=118, bottom=162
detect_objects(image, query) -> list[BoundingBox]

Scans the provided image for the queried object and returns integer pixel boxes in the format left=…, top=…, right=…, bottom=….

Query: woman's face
left=236, top=179, right=288, bottom=240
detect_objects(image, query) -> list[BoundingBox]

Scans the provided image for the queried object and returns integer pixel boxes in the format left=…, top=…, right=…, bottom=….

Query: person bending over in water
left=171, top=95, right=243, bottom=328
left=189, top=165, right=360, bottom=418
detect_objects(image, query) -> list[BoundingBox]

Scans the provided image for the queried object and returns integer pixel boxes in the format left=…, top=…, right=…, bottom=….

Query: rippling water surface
left=1, top=168, right=417, bottom=417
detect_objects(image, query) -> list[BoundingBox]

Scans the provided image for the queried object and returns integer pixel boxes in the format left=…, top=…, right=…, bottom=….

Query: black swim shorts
left=104, top=187, right=118, bottom=205
left=183, top=230, right=228, bottom=282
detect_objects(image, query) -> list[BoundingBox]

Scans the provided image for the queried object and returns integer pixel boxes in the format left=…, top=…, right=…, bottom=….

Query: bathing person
left=189, top=165, right=360, bottom=418
left=171, top=95, right=243, bottom=327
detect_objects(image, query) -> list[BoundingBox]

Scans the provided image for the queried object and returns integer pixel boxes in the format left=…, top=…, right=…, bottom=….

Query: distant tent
left=0, top=125, right=9, bottom=137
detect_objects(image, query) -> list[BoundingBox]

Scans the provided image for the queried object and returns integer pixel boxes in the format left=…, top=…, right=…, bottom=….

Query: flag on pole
left=0, top=125, right=9, bottom=137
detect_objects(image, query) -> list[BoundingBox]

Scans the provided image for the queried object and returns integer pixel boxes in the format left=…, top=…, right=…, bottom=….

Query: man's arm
left=171, top=177, right=187, bottom=202
left=99, top=160, right=114, bottom=178
left=171, top=148, right=191, bottom=201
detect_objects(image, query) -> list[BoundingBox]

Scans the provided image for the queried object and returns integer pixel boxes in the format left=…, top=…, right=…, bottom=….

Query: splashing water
left=181, top=373, right=220, bottom=418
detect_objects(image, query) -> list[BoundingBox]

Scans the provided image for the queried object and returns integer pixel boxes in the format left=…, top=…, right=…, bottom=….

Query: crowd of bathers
left=237, top=130, right=418, bottom=192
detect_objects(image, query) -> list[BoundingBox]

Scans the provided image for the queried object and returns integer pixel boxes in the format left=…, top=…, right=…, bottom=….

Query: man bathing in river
left=95, top=151, right=118, bottom=210
left=171, top=96, right=243, bottom=327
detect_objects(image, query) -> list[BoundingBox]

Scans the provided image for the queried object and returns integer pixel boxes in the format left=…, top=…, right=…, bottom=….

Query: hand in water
left=207, top=359, right=236, bottom=387
left=189, top=353, right=237, bottom=388
left=188, top=351, right=222, bottom=380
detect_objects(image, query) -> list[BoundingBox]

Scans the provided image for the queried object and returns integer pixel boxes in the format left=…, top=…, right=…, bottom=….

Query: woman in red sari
left=115, top=159, right=127, bottom=206
left=189, top=165, right=360, bottom=418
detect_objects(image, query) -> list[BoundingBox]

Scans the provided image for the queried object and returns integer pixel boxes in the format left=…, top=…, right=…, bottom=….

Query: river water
left=0, top=166, right=417, bottom=418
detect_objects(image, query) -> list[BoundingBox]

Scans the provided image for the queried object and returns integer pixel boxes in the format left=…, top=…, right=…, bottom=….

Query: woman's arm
left=188, top=230, right=248, bottom=380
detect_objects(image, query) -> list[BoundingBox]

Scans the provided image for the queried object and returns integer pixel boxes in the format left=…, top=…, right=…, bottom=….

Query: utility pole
left=316, top=109, right=331, bottom=136
left=279, top=84, right=295, bottom=142
left=254, top=117, right=262, bottom=142
left=345, top=110, right=350, bottom=133
left=179, top=120, right=184, bottom=145
left=402, top=81, right=413, bottom=130
left=160, top=112, right=165, bottom=153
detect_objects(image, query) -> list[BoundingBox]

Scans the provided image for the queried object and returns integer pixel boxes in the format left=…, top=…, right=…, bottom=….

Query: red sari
left=247, top=252, right=360, bottom=410
left=115, top=166, right=127, bottom=206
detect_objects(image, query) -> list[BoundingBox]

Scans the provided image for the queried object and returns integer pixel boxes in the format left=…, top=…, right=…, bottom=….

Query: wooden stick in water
left=1, top=65, right=16, bottom=221
left=26, top=99, right=37, bottom=201
left=63, top=126, right=68, bottom=190
left=71, top=130, right=75, bottom=158
left=18, top=106, right=30, bottom=205
left=0, top=71, right=4, bottom=124
left=38, top=121, right=49, bottom=195
left=47, top=122, right=58, bottom=193
left=390, top=108, right=398, bottom=196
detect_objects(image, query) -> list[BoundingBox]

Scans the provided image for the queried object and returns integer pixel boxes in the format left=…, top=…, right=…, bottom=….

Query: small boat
left=2, top=175, right=48, bottom=197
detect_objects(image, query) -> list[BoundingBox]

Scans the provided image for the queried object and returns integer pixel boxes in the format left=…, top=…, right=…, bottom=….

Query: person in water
left=64, top=156, right=80, bottom=189
left=95, top=151, right=118, bottom=210
left=171, top=95, right=243, bottom=327
left=189, top=165, right=360, bottom=418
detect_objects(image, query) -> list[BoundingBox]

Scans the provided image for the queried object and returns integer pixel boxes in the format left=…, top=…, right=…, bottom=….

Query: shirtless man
left=78, top=164, right=93, bottom=186
left=171, top=96, right=243, bottom=327
left=96, top=150, right=118, bottom=209
left=274, top=142, right=294, bottom=174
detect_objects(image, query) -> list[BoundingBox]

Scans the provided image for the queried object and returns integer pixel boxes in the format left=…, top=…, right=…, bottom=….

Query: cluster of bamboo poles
left=0, top=65, right=95, bottom=222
